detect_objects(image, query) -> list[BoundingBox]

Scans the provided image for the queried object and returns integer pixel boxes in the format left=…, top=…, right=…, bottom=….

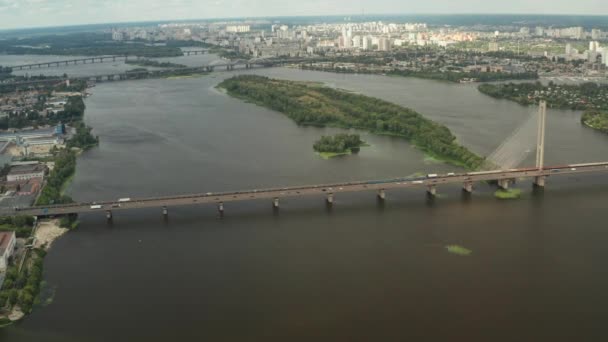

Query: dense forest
left=581, top=110, right=608, bottom=134
left=0, top=66, right=13, bottom=81
left=0, top=248, right=47, bottom=315
left=219, top=75, right=485, bottom=169
left=35, top=150, right=76, bottom=206
left=300, top=64, right=538, bottom=83
left=125, top=59, right=187, bottom=68
left=0, top=32, right=183, bottom=57
left=478, top=82, right=608, bottom=110
left=313, top=134, right=364, bottom=153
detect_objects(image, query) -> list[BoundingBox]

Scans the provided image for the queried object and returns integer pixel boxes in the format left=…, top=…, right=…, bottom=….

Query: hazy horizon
left=1, top=0, right=608, bottom=30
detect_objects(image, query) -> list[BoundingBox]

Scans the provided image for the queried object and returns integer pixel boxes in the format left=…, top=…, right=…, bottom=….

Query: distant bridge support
left=534, top=176, right=546, bottom=187
left=218, top=202, right=224, bottom=216
left=273, top=198, right=280, bottom=209
left=377, top=189, right=386, bottom=200
left=463, top=181, right=474, bottom=193
left=326, top=193, right=334, bottom=205
left=498, top=179, right=510, bottom=190
left=105, top=210, right=112, bottom=220
left=162, top=206, right=168, bottom=217
left=427, top=185, right=437, bottom=196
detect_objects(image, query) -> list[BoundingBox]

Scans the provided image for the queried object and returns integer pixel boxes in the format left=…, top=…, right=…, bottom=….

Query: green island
left=0, top=32, right=184, bottom=57
left=125, top=59, right=187, bottom=69
left=446, top=245, right=472, bottom=256
left=313, top=134, right=366, bottom=159
left=581, top=110, right=608, bottom=134
left=478, top=82, right=608, bottom=134
left=494, top=188, right=522, bottom=200
left=218, top=75, right=485, bottom=169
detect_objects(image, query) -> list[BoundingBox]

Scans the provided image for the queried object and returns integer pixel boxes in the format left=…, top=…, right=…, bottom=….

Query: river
left=1, top=56, right=608, bottom=341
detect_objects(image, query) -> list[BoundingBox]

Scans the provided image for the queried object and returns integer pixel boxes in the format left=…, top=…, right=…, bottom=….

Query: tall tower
left=536, top=100, right=547, bottom=170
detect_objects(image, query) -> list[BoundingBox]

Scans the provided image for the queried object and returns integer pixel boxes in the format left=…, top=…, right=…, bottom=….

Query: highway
left=8, top=162, right=608, bottom=218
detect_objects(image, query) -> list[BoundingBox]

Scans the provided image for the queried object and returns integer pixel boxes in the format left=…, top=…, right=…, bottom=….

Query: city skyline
left=1, top=0, right=608, bottom=30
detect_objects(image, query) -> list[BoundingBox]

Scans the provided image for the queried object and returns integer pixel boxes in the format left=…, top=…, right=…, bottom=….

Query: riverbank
left=34, top=219, right=69, bottom=250
left=581, top=110, right=608, bottom=134
left=0, top=81, right=96, bottom=324
left=299, top=64, right=539, bottom=83
left=218, top=75, right=485, bottom=170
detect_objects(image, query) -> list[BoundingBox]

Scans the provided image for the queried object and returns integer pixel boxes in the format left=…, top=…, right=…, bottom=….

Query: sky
left=1, top=0, right=607, bottom=29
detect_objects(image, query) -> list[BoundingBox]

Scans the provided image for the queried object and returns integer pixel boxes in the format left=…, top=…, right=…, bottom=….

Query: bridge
left=8, top=162, right=608, bottom=219
left=8, top=101, right=608, bottom=220
left=3, top=92, right=606, bottom=220
left=1, top=57, right=306, bottom=88
left=8, top=50, right=207, bottom=71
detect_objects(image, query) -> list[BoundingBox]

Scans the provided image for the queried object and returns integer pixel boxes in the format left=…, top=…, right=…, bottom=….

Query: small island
left=313, top=133, right=366, bottom=159
left=581, top=110, right=608, bottom=134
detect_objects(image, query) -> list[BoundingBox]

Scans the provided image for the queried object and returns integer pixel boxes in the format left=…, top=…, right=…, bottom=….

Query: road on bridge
left=8, top=162, right=608, bottom=218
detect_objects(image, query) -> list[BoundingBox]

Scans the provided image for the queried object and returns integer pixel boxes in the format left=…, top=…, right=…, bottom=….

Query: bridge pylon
left=534, top=100, right=547, bottom=187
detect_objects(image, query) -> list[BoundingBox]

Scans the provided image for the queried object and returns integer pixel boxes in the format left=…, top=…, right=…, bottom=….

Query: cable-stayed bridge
left=3, top=102, right=607, bottom=220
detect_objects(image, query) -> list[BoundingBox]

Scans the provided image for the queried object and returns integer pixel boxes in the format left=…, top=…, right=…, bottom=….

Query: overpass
left=8, top=162, right=608, bottom=219
left=8, top=50, right=207, bottom=71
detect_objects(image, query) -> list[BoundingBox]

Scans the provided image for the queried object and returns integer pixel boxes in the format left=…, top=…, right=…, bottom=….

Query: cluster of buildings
left=0, top=161, right=50, bottom=210
left=564, top=41, right=608, bottom=66
left=108, top=19, right=608, bottom=78
left=0, top=89, right=76, bottom=159
left=530, top=26, right=606, bottom=40
left=0, top=231, right=16, bottom=272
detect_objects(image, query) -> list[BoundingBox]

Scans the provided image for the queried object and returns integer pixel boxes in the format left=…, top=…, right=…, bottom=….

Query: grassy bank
left=581, top=110, right=608, bottom=134
left=218, top=75, right=485, bottom=170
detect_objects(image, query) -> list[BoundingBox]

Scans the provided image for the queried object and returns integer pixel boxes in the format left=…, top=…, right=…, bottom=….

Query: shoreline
left=34, top=219, right=69, bottom=251
left=1, top=220, right=68, bottom=324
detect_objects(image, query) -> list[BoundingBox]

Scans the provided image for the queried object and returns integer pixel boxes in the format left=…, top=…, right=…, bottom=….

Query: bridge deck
left=10, top=50, right=207, bottom=70
left=9, top=162, right=608, bottom=217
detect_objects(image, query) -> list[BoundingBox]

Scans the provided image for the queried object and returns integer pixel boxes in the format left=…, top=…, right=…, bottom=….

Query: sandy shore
left=34, top=219, right=69, bottom=250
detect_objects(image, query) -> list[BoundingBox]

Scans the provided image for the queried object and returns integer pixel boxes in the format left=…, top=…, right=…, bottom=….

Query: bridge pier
left=463, top=181, right=474, bottom=193
left=498, top=179, right=510, bottom=190
left=377, top=189, right=386, bottom=200
left=427, top=185, right=437, bottom=196
left=218, top=202, right=224, bottom=216
left=105, top=210, right=112, bottom=220
left=326, top=193, right=334, bottom=205
left=534, top=176, right=546, bottom=187
left=273, top=198, right=280, bottom=209
left=162, top=206, right=168, bottom=217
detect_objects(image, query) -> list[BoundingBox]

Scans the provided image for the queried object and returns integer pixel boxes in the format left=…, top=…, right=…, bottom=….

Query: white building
left=7, top=164, right=46, bottom=182
left=0, top=231, right=16, bottom=270
left=226, top=25, right=250, bottom=33
left=590, top=41, right=600, bottom=52
left=378, top=37, right=391, bottom=51
left=352, top=35, right=362, bottom=49
left=111, top=30, right=123, bottom=41
left=362, top=36, right=372, bottom=50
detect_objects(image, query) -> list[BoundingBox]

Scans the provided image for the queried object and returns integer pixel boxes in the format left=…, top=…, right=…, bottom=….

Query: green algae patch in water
left=446, top=245, right=472, bottom=256
left=494, top=189, right=522, bottom=200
